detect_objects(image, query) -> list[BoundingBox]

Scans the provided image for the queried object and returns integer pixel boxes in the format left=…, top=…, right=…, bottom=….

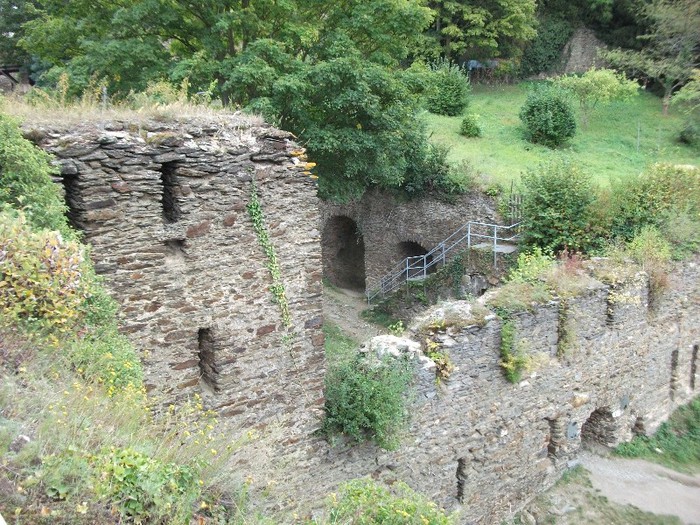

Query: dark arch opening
left=397, top=241, right=436, bottom=278
left=322, top=216, right=366, bottom=292
left=581, top=408, right=616, bottom=449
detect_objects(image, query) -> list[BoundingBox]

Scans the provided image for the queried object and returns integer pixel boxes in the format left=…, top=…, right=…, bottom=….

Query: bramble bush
left=519, top=86, right=576, bottom=147
left=323, top=353, right=413, bottom=450
left=0, top=211, right=89, bottom=333
left=520, top=158, right=598, bottom=253
left=609, top=163, right=700, bottom=242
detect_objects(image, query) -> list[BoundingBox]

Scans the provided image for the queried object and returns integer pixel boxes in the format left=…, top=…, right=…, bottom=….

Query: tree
left=519, top=85, right=577, bottom=147
left=672, top=68, right=700, bottom=145
left=17, top=0, right=453, bottom=201
left=0, top=1, right=37, bottom=69
left=271, top=39, right=433, bottom=200
left=553, top=68, right=639, bottom=127
left=424, top=0, right=537, bottom=60
left=602, top=0, right=700, bottom=114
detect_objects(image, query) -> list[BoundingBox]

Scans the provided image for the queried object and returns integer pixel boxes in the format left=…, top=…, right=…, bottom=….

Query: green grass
left=323, top=322, right=359, bottom=362
left=615, top=396, right=700, bottom=473
left=426, top=83, right=699, bottom=188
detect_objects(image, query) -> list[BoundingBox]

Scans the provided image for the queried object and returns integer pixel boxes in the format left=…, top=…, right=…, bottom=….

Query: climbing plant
left=246, top=181, right=291, bottom=328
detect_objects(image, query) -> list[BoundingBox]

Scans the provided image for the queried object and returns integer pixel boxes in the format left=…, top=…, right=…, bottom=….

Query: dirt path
left=525, top=453, right=700, bottom=525
left=322, top=285, right=384, bottom=343
left=580, top=452, right=700, bottom=524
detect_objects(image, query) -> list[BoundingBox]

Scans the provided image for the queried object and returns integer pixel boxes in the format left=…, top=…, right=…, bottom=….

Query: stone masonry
left=25, top=115, right=699, bottom=523
left=26, top=113, right=325, bottom=438
left=320, top=189, right=499, bottom=291
left=293, top=257, right=699, bottom=523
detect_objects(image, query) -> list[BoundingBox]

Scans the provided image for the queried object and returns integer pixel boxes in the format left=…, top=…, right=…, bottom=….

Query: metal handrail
left=366, top=220, right=522, bottom=304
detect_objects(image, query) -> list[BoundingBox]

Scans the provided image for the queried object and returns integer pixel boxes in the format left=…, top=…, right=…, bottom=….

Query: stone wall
left=27, top=114, right=325, bottom=438
left=320, top=190, right=499, bottom=291
left=563, top=28, right=607, bottom=74
left=26, top=117, right=699, bottom=523
left=293, top=257, right=699, bottom=523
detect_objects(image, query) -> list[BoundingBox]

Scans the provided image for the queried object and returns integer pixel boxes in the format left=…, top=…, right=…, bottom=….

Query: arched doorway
left=581, top=408, right=617, bottom=449
left=322, top=216, right=366, bottom=291
left=397, top=241, right=435, bottom=278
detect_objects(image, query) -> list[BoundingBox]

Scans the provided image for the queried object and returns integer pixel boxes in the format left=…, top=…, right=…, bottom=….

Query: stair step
left=471, top=242, right=519, bottom=254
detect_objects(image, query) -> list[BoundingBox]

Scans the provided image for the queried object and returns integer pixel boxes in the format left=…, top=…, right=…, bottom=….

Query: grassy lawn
left=615, top=396, right=700, bottom=473
left=426, top=83, right=699, bottom=188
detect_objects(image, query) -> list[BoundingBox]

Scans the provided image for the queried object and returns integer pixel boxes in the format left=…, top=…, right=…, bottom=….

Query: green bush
left=0, top=211, right=90, bottom=333
left=610, top=163, right=700, bottom=242
left=519, top=86, right=577, bottom=147
left=329, top=478, right=454, bottom=524
left=93, top=447, right=198, bottom=522
left=507, top=247, right=555, bottom=283
left=403, top=143, right=471, bottom=198
left=679, top=121, right=699, bottom=147
left=323, top=354, right=413, bottom=450
left=521, top=158, right=596, bottom=252
left=459, top=114, right=482, bottom=138
left=0, top=114, right=73, bottom=239
left=425, top=59, right=470, bottom=116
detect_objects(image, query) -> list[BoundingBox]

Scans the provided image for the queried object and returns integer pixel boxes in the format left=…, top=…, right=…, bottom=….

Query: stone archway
left=581, top=408, right=617, bottom=449
left=397, top=240, right=435, bottom=277
left=322, top=216, right=366, bottom=291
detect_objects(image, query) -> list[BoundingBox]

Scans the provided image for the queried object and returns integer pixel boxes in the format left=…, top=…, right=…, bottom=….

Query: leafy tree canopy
left=602, top=0, right=700, bottom=113
left=553, top=67, right=639, bottom=127
left=423, top=0, right=537, bottom=60
left=15, top=0, right=448, bottom=201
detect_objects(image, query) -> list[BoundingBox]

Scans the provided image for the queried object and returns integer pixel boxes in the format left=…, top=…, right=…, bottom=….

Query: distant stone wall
left=563, top=28, right=607, bottom=74
left=320, top=190, right=499, bottom=291
left=27, top=115, right=325, bottom=438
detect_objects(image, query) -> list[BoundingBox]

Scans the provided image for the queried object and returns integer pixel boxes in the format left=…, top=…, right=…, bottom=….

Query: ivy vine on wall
left=246, top=179, right=292, bottom=328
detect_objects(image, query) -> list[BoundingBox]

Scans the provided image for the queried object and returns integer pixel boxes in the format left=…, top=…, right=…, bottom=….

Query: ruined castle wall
left=26, top=118, right=699, bottom=523
left=320, top=190, right=499, bottom=290
left=295, top=259, right=699, bottom=523
left=31, top=115, right=325, bottom=437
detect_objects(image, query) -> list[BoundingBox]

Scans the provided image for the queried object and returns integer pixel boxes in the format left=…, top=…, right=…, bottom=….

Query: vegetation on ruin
left=247, top=180, right=292, bottom=329
left=322, top=322, right=414, bottom=450
left=328, top=478, right=454, bottom=525
left=615, top=396, right=700, bottom=473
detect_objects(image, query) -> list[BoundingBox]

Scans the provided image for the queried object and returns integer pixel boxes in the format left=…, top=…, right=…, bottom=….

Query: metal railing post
left=467, top=222, right=471, bottom=250
left=493, top=225, right=498, bottom=267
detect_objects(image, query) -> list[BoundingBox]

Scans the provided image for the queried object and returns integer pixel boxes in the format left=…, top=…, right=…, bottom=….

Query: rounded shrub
left=679, top=121, right=699, bottom=148
left=425, top=59, right=470, bottom=116
left=459, top=113, right=482, bottom=137
left=521, top=158, right=596, bottom=252
left=519, top=86, right=576, bottom=147
left=323, top=353, right=413, bottom=450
